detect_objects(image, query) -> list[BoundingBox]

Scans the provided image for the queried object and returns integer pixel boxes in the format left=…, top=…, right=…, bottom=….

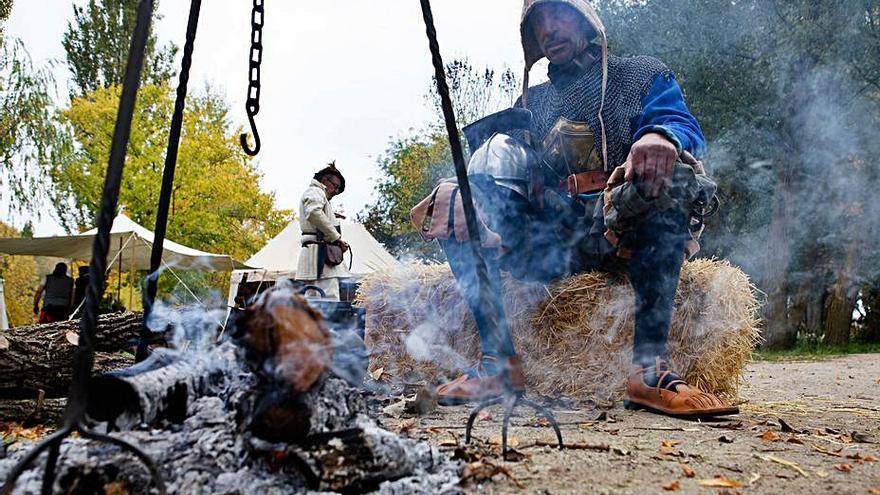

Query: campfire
left=0, top=286, right=462, bottom=494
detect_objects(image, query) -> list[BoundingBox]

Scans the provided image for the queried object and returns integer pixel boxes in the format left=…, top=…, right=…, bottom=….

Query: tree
left=0, top=38, right=56, bottom=211
left=595, top=0, right=880, bottom=348
left=62, top=0, right=176, bottom=98
left=0, top=222, right=39, bottom=327
left=48, top=84, right=290, bottom=263
left=361, top=60, right=519, bottom=261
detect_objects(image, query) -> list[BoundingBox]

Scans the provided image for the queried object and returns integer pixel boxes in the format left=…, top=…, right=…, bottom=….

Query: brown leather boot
left=624, top=358, right=739, bottom=418
left=437, top=356, right=524, bottom=405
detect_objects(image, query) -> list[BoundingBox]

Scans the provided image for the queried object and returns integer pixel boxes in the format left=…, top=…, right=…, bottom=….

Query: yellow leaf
left=698, top=476, right=743, bottom=488
left=681, top=465, right=696, bottom=478
left=834, top=463, right=852, bottom=473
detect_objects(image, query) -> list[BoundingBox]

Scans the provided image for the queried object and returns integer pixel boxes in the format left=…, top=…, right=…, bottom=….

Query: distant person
left=33, top=262, right=74, bottom=323
left=295, top=162, right=350, bottom=301
left=72, top=266, right=90, bottom=315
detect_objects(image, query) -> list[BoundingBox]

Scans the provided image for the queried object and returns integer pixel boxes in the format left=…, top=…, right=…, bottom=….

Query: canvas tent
left=227, top=219, right=398, bottom=307
left=0, top=213, right=250, bottom=272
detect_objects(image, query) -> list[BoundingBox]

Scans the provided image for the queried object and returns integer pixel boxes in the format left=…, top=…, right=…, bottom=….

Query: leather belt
left=560, top=170, right=610, bottom=196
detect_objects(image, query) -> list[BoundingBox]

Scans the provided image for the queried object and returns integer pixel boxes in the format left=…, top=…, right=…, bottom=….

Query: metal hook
left=240, top=111, right=261, bottom=156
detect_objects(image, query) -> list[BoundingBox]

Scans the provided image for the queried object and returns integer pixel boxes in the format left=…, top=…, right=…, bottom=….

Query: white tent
left=0, top=213, right=250, bottom=272
left=227, top=219, right=398, bottom=306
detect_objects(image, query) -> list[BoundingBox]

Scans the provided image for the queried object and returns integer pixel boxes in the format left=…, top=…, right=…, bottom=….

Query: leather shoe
left=437, top=356, right=525, bottom=405
left=624, top=358, right=738, bottom=418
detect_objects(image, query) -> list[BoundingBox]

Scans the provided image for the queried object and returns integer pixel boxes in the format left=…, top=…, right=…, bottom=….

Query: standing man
left=295, top=162, right=350, bottom=301
left=33, top=262, right=74, bottom=323
left=427, top=0, right=736, bottom=417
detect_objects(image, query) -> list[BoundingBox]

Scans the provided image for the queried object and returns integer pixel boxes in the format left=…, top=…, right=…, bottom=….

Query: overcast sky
left=4, top=0, right=549, bottom=237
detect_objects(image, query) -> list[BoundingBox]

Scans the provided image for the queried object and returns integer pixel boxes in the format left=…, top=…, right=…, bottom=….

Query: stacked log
left=0, top=312, right=140, bottom=394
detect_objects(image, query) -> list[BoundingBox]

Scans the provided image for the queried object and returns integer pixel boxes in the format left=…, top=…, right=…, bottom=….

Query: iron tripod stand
left=462, top=362, right=564, bottom=456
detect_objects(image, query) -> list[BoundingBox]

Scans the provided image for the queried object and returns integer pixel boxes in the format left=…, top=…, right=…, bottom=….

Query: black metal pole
left=65, top=0, right=154, bottom=424
left=138, top=0, right=202, bottom=362
left=418, top=0, right=509, bottom=357
left=0, top=1, right=167, bottom=494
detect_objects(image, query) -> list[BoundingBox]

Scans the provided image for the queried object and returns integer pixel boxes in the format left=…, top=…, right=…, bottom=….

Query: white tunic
left=295, top=180, right=351, bottom=281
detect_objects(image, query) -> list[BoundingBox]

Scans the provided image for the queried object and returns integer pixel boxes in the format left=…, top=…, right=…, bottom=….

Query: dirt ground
left=384, top=354, right=880, bottom=495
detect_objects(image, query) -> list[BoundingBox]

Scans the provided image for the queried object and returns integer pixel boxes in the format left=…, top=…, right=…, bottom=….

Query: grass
left=754, top=341, right=880, bottom=362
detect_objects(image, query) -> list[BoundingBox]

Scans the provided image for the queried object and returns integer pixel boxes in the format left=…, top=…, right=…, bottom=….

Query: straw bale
left=356, top=259, right=761, bottom=403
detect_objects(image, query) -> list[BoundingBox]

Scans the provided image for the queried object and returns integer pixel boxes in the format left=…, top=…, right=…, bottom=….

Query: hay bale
left=357, top=259, right=761, bottom=403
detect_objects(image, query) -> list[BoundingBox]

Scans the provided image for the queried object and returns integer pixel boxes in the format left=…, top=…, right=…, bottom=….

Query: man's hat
left=313, top=161, right=346, bottom=194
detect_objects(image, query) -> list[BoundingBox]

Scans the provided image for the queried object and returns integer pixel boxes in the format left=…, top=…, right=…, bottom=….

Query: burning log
left=0, top=312, right=141, bottom=394
left=232, top=287, right=366, bottom=443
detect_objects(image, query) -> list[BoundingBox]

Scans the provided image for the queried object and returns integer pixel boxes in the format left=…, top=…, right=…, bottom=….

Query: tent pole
left=138, top=0, right=203, bottom=363
left=117, top=236, right=123, bottom=304
left=129, top=234, right=135, bottom=310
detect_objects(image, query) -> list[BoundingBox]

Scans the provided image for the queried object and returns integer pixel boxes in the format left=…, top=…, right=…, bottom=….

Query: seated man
left=423, top=0, right=735, bottom=417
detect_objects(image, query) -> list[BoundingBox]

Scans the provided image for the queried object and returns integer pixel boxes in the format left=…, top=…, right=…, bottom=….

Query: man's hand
left=335, top=239, right=350, bottom=253
left=624, top=132, right=678, bottom=198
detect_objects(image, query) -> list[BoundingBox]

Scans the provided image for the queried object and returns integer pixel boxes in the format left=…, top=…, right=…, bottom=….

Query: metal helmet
left=467, top=133, right=532, bottom=198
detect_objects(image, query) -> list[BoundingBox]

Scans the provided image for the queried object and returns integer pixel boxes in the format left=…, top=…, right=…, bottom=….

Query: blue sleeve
left=632, top=73, right=707, bottom=159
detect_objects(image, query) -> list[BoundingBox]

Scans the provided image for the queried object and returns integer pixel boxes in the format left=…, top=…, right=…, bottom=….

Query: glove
left=33, top=303, right=39, bottom=315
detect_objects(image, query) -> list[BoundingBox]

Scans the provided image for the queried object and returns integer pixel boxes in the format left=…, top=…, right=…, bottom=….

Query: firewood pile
left=0, top=312, right=141, bottom=424
left=0, top=288, right=462, bottom=494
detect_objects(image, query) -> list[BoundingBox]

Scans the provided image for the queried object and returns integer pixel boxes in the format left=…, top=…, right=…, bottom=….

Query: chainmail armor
left=524, top=50, right=673, bottom=171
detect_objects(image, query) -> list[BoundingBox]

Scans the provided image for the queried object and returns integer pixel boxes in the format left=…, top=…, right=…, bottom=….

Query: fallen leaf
left=368, top=367, right=384, bottom=381
left=718, top=435, right=734, bottom=444
left=867, top=488, right=880, bottom=495
left=834, top=463, right=852, bottom=473
left=477, top=410, right=493, bottom=422
left=760, top=431, right=781, bottom=442
left=814, top=470, right=830, bottom=478
left=839, top=434, right=854, bottom=444
left=659, top=446, right=685, bottom=457
left=0, top=335, right=10, bottom=350
left=863, top=455, right=878, bottom=463
left=810, top=444, right=842, bottom=457
left=698, top=476, right=743, bottom=488
left=103, top=481, right=130, bottom=495
left=681, top=465, right=696, bottom=478
left=662, top=480, right=680, bottom=491
left=577, top=422, right=596, bottom=430
left=661, top=439, right=681, bottom=448
left=710, top=422, right=744, bottom=431
left=65, top=331, right=79, bottom=346
left=786, top=436, right=804, bottom=445
left=748, top=472, right=761, bottom=485
left=612, top=447, right=630, bottom=456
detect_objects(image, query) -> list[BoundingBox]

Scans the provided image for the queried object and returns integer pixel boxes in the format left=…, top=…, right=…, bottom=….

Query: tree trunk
left=823, top=244, right=859, bottom=346
left=760, top=161, right=797, bottom=349
left=0, top=312, right=141, bottom=393
left=0, top=397, right=66, bottom=424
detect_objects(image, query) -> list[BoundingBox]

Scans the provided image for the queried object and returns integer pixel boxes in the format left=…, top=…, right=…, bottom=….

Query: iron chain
left=240, top=0, right=264, bottom=155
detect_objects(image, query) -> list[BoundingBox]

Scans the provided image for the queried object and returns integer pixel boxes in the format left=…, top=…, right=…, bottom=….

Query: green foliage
left=62, top=0, right=176, bottom=98
left=0, top=38, right=56, bottom=211
left=48, top=84, right=291, bottom=262
left=360, top=134, right=452, bottom=261
left=0, top=0, right=11, bottom=27
left=361, top=60, right=520, bottom=260
left=594, top=0, right=880, bottom=347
